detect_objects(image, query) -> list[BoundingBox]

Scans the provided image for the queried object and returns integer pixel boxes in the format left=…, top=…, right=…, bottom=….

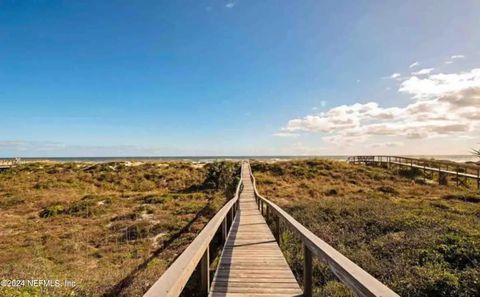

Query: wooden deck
left=209, top=163, right=302, bottom=297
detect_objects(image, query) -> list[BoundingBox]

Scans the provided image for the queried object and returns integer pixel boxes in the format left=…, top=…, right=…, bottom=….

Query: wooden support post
left=221, top=218, right=227, bottom=242
left=303, top=243, right=313, bottom=297
left=275, top=215, right=280, bottom=244
left=423, top=164, right=426, bottom=183
left=477, top=169, right=480, bottom=192
left=438, top=167, right=441, bottom=185
left=456, top=170, right=459, bottom=187
left=200, top=248, right=210, bottom=296
left=261, top=200, right=264, bottom=216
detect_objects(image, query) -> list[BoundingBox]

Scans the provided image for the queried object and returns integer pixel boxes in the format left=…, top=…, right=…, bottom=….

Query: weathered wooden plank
left=211, top=282, right=302, bottom=288
left=210, top=287, right=303, bottom=294
left=214, top=276, right=296, bottom=280
left=211, top=293, right=303, bottom=297
left=214, top=272, right=296, bottom=277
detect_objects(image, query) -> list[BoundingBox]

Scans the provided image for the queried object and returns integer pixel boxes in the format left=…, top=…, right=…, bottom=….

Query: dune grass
left=0, top=161, right=239, bottom=297
left=252, top=159, right=480, bottom=297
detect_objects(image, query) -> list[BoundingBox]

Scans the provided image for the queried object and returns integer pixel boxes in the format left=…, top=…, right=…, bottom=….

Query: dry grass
left=0, top=161, right=239, bottom=297
left=252, top=159, right=480, bottom=297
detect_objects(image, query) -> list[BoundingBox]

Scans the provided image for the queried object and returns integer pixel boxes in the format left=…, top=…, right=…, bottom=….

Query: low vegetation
left=252, top=159, right=480, bottom=297
left=473, top=148, right=480, bottom=159
left=0, top=161, right=239, bottom=297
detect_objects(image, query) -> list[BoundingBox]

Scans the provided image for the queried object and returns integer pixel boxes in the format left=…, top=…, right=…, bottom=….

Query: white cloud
left=412, top=68, right=434, bottom=76
left=409, top=62, right=420, bottom=68
left=280, top=68, right=480, bottom=145
left=445, top=55, right=466, bottom=65
left=390, top=73, right=401, bottom=79
left=399, top=69, right=480, bottom=99
left=225, top=2, right=236, bottom=8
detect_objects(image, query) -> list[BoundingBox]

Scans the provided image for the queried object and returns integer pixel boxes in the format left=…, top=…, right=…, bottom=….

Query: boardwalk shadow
left=102, top=204, right=213, bottom=297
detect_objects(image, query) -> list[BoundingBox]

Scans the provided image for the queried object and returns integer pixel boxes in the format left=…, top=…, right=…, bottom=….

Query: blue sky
left=1, top=0, right=480, bottom=156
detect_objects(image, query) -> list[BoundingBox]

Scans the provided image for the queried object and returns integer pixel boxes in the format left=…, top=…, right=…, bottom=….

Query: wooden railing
left=347, top=155, right=480, bottom=190
left=143, top=173, right=243, bottom=297
left=248, top=165, right=400, bottom=297
left=0, top=159, right=19, bottom=169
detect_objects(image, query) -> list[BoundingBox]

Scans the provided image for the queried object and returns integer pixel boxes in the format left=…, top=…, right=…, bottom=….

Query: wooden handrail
left=248, top=164, right=400, bottom=297
left=347, top=155, right=479, bottom=171
left=0, top=159, right=19, bottom=166
left=348, top=155, right=480, bottom=190
left=143, top=170, right=244, bottom=297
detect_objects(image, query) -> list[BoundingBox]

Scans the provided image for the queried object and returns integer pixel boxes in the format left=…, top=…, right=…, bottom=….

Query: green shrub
left=39, top=204, right=65, bottom=218
left=143, top=195, right=168, bottom=204
left=203, top=161, right=240, bottom=197
left=411, top=265, right=460, bottom=297
left=319, top=281, right=354, bottom=297
left=377, top=186, right=398, bottom=195
left=325, top=188, right=338, bottom=196
left=439, top=172, right=449, bottom=185
left=120, top=221, right=153, bottom=241
left=443, top=193, right=480, bottom=203
left=399, top=167, right=423, bottom=179
left=459, top=268, right=480, bottom=297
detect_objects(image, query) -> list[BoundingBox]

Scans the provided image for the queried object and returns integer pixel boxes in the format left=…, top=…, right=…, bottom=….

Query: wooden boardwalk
left=348, top=155, right=480, bottom=189
left=0, top=160, right=16, bottom=170
left=209, top=163, right=302, bottom=297
left=144, top=161, right=399, bottom=297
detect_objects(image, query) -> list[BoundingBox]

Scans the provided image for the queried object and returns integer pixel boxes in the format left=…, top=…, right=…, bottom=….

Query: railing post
left=274, top=215, right=280, bottom=243
left=456, top=170, right=459, bottom=187
left=477, top=169, right=480, bottom=192
left=200, top=247, right=210, bottom=296
left=261, top=200, right=264, bottom=215
left=221, top=217, right=228, bottom=242
left=423, top=163, right=426, bottom=183
left=303, top=243, right=313, bottom=297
